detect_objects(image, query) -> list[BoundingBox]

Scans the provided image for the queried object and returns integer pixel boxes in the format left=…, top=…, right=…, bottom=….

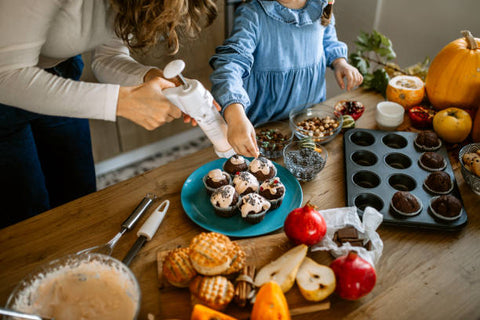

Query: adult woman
left=0, top=0, right=217, bottom=228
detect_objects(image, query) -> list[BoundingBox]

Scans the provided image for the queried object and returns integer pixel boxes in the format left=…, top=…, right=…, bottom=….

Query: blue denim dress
left=210, top=0, right=347, bottom=125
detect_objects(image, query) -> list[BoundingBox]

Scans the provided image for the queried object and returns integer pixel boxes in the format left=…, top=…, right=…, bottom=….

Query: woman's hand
left=117, top=76, right=182, bottom=130
left=332, top=58, right=363, bottom=91
left=144, top=68, right=219, bottom=127
left=224, top=103, right=259, bottom=157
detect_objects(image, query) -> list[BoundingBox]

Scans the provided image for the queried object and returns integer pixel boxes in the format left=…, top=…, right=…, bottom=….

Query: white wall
left=326, top=0, right=480, bottom=98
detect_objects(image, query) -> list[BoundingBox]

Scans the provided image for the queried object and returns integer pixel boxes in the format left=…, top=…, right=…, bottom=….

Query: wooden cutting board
left=156, top=232, right=331, bottom=319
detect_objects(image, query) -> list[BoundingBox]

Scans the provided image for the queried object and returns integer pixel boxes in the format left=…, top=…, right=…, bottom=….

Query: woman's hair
left=109, top=0, right=218, bottom=54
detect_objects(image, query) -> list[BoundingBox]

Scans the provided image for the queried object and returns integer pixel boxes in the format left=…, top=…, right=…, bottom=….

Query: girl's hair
left=321, top=1, right=334, bottom=26
left=109, top=0, right=218, bottom=54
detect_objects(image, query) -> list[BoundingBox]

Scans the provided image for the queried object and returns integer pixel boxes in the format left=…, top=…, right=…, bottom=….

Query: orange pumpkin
left=191, top=304, right=238, bottom=320
left=251, top=282, right=291, bottom=320
left=425, top=30, right=480, bottom=110
left=386, top=75, right=425, bottom=109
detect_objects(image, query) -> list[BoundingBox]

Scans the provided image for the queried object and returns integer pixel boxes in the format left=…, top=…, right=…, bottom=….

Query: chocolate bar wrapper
left=311, top=206, right=384, bottom=268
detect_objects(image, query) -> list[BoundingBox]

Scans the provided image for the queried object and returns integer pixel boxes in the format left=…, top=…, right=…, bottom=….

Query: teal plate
left=181, top=158, right=303, bottom=237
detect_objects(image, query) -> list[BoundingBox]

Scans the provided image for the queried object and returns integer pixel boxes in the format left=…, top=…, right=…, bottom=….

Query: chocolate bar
left=333, top=226, right=371, bottom=250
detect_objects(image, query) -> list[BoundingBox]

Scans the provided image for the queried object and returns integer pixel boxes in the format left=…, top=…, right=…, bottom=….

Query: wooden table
left=1, top=89, right=479, bottom=320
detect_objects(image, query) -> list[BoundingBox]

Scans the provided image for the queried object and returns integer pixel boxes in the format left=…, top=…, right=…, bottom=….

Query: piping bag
left=122, top=200, right=170, bottom=266
left=162, top=60, right=235, bottom=158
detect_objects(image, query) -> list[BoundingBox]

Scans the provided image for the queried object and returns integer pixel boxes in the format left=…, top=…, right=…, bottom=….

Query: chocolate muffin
left=259, top=177, right=285, bottom=209
left=203, top=169, right=231, bottom=195
left=210, top=185, right=240, bottom=217
left=415, top=131, right=441, bottom=150
left=430, top=195, right=462, bottom=220
left=239, top=193, right=271, bottom=224
left=232, top=171, right=259, bottom=196
left=248, top=157, right=277, bottom=182
left=223, top=155, right=249, bottom=176
left=424, top=171, right=453, bottom=194
left=419, top=152, right=446, bottom=171
left=391, top=191, right=421, bottom=215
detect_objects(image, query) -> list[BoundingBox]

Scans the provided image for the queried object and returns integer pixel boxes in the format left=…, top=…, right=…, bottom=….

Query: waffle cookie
left=189, top=275, right=235, bottom=310
left=162, top=247, right=197, bottom=288
left=223, top=241, right=246, bottom=275
left=189, top=232, right=233, bottom=275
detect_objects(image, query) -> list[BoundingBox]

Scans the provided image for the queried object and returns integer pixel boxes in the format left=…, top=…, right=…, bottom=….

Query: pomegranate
left=329, top=251, right=376, bottom=300
left=334, top=100, right=365, bottom=120
left=283, top=202, right=327, bottom=246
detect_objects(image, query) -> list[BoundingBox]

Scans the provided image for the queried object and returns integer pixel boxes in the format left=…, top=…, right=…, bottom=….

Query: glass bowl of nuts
left=289, top=104, right=343, bottom=144
left=255, top=121, right=293, bottom=159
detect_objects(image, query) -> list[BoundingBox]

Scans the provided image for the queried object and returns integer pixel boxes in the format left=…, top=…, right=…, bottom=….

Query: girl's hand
left=224, top=103, right=259, bottom=157
left=117, top=77, right=182, bottom=130
left=332, top=58, right=363, bottom=91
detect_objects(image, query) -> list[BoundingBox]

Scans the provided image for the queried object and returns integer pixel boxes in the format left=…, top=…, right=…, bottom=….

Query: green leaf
left=375, top=47, right=394, bottom=58
left=349, top=53, right=369, bottom=75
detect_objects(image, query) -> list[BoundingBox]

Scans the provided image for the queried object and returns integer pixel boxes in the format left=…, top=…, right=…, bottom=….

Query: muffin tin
left=343, top=129, right=467, bottom=231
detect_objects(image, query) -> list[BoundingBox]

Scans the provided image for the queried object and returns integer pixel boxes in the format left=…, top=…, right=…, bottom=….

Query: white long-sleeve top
left=0, top=0, right=154, bottom=121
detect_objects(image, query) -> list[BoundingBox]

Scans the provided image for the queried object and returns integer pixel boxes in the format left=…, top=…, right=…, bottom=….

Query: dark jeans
left=0, top=55, right=96, bottom=228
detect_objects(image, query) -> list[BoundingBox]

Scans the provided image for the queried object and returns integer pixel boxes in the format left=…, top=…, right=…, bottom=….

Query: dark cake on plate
left=210, top=185, right=240, bottom=217
left=419, top=152, right=446, bottom=171
left=223, top=155, right=249, bottom=176
left=424, top=171, right=453, bottom=194
left=259, top=177, right=285, bottom=209
left=391, top=191, right=422, bottom=216
left=203, top=169, right=231, bottom=195
left=248, top=157, right=277, bottom=182
left=232, top=171, right=259, bottom=196
left=430, top=195, right=462, bottom=220
left=239, top=193, right=271, bottom=224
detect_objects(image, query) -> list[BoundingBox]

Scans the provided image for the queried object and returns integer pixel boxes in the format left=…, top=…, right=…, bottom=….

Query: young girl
left=210, top=0, right=363, bottom=157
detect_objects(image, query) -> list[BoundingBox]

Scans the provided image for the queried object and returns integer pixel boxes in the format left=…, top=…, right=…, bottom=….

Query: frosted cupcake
left=223, top=155, right=249, bottom=176
left=259, top=177, right=285, bottom=209
left=203, top=169, right=232, bottom=195
left=232, top=171, right=259, bottom=196
left=210, top=185, right=240, bottom=218
left=239, top=193, right=271, bottom=224
left=248, top=157, right=277, bottom=182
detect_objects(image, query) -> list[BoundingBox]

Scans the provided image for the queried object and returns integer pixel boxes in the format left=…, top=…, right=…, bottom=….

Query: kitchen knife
left=122, top=199, right=170, bottom=266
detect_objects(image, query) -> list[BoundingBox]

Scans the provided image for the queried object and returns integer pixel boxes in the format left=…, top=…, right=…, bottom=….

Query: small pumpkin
left=191, top=304, right=238, bottom=320
left=386, top=75, right=425, bottom=109
left=425, top=30, right=480, bottom=110
left=251, top=282, right=291, bottom=320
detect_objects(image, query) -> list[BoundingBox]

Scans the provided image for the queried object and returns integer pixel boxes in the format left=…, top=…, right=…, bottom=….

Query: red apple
left=283, top=202, right=327, bottom=246
left=329, top=251, right=376, bottom=300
